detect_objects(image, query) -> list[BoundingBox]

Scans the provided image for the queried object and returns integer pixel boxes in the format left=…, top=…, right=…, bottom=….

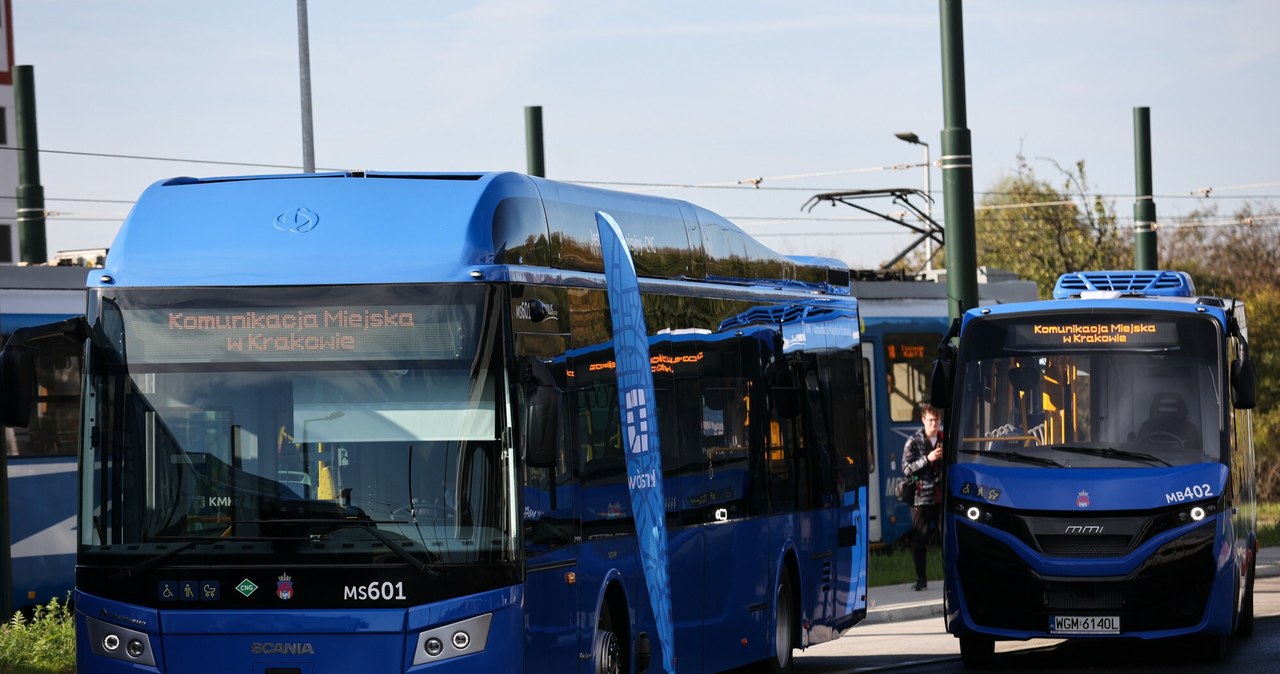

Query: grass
left=0, top=598, right=75, bottom=674
left=869, top=540, right=943, bottom=587
left=1259, top=501, right=1280, bottom=548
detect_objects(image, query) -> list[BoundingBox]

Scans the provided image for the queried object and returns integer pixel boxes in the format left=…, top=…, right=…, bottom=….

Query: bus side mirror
left=772, top=386, right=801, bottom=420
left=521, top=356, right=561, bottom=469
left=1231, top=358, right=1256, bottom=410
left=768, top=361, right=800, bottom=419
left=0, top=344, right=37, bottom=428
left=0, top=317, right=87, bottom=428
left=929, top=359, right=952, bottom=409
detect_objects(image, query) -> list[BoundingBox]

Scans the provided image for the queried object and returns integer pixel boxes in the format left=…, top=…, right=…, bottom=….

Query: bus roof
left=96, top=171, right=848, bottom=292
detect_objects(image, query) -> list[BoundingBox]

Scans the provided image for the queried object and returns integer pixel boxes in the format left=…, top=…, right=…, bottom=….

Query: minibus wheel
left=959, top=636, right=994, bottom=668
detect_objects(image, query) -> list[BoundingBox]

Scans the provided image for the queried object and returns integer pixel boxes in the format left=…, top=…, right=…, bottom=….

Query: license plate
left=1051, top=615, right=1120, bottom=634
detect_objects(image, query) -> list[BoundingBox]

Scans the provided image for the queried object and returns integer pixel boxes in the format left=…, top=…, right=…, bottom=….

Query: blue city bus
left=0, top=172, right=870, bottom=673
left=851, top=272, right=1036, bottom=545
left=0, top=265, right=85, bottom=613
left=932, top=270, right=1258, bottom=666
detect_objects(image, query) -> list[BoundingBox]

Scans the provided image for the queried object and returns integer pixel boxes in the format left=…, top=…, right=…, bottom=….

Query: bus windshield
left=952, top=311, right=1224, bottom=468
left=79, top=284, right=514, bottom=569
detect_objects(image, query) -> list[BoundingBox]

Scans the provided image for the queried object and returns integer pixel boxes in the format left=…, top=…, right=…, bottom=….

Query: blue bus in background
left=0, top=172, right=870, bottom=673
left=851, top=270, right=1036, bottom=545
left=932, top=270, right=1258, bottom=666
left=0, top=265, right=85, bottom=613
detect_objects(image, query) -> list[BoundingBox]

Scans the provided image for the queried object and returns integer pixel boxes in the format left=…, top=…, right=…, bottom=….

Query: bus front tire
left=959, top=636, right=994, bottom=669
left=594, top=607, right=624, bottom=674
left=768, top=574, right=795, bottom=673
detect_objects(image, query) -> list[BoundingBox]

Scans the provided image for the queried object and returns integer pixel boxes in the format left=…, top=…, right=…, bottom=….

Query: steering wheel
left=1140, top=431, right=1186, bottom=447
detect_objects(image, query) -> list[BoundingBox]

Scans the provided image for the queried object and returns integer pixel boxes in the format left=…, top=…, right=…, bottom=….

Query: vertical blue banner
left=595, top=211, right=676, bottom=673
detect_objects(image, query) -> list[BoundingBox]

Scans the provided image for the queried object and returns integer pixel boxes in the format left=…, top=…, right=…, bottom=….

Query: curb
left=865, top=599, right=944, bottom=625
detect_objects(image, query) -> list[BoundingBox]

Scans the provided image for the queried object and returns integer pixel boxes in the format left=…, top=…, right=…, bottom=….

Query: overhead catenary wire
left=6, top=144, right=1275, bottom=224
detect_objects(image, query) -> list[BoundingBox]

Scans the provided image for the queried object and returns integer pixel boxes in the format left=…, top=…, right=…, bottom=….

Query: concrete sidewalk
left=865, top=545, right=1280, bottom=624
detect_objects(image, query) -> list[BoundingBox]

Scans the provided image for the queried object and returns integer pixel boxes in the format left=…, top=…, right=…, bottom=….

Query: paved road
left=795, top=548, right=1280, bottom=673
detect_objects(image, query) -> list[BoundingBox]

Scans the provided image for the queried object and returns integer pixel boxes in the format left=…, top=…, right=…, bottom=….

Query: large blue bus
left=0, top=172, right=870, bottom=673
left=0, top=265, right=85, bottom=613
left=851, top=272, right=1036, bottom=545
left=932, top=270, right=1258, bottom=666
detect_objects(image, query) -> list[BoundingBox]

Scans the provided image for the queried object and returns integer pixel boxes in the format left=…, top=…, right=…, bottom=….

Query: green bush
left=0, top=598, right=75, bottom=674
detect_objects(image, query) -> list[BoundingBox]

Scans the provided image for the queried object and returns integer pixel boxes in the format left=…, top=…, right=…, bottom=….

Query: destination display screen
left=123, top=304, right=476, bottom=363
left=885, top=332, right=941, bottom=362
left=1010, top=319, right=1178, bottom=348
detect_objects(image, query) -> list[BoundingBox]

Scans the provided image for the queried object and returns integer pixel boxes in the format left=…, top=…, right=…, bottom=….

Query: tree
left=973, top=155, right=1128, bottom=297
left=1161, top=203, right=1280, bottom=499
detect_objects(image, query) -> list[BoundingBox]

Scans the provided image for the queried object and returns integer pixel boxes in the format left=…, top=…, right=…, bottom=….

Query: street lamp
left=895, top=132, right=934, bottom=270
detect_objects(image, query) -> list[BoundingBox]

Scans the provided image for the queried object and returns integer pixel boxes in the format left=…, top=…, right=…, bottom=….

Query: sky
left=13, top=1, right=1280, bottom=271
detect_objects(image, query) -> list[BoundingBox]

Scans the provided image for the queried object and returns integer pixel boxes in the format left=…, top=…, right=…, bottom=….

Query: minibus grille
left=1035, top=534, right=1133, bottom=557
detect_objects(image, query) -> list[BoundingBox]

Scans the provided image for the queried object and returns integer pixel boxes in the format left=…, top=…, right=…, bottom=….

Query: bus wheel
left=1201, top=634, right=1229, bottom=662
left=1237, top=554, right=1256, bottom=638
left=959, top=636, right=994, bottom=668
left=769, top=574, right=795, bottom=673
left=594, top=607, right=624, bottom=674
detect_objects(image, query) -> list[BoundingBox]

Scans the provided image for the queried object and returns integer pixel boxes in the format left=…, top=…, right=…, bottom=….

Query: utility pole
left=1133, top=107, right=1157, bottom=269
left=939, top=0, right=978, bottom=319
left=297, top=0, right=316, bottom=173
left=525, top=106, right=545, bottom=177
left=14, top=65, right=47, bottom=265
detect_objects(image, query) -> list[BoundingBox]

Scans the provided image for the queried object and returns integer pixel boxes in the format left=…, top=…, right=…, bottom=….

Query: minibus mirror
left=929, top=359, right=952, bottom=409
left=1231, top=358, right=1256, bottom=410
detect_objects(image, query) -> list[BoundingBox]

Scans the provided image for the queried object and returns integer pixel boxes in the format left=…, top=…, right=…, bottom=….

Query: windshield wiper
left=1050, top=445, right=1172, bottom=467
left=111, top=535, right=275, bottom=581
left=301, top=518, right=439, bottom=575
left=959, top=449, right=1066, bottom=468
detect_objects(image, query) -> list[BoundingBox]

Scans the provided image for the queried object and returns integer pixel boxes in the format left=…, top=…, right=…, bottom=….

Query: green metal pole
left=297, top=0, right=316, bottom=173
left=15, top=65, right=47, bottom=265
left=1133, top=107, right=1157, bottom=269
left=939, top=0, right=978, bottom=320
left=525, top=106, right=545, bottom=178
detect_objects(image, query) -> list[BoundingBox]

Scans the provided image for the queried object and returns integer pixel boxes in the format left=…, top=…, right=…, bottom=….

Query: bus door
left=515, top=327, right=582, bottom=674
left=652, top=331, right=705, bottom=673
left=694, top=330, right=761, bottom=671
left=861, top=341, right=882, bottom=544
left=807, top=313, right=866, bottom=628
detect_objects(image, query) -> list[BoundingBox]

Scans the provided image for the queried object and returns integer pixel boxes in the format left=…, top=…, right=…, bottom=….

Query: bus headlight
left=413, top=613, right=492, bottom=665
left=85, top=616, right=156, bottom=667
left=1177, top=500, right=1218, bottom=524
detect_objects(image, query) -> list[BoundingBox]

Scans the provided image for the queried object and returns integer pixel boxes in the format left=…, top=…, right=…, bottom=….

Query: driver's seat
left=1138, top=392, right=1199, bottom=448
